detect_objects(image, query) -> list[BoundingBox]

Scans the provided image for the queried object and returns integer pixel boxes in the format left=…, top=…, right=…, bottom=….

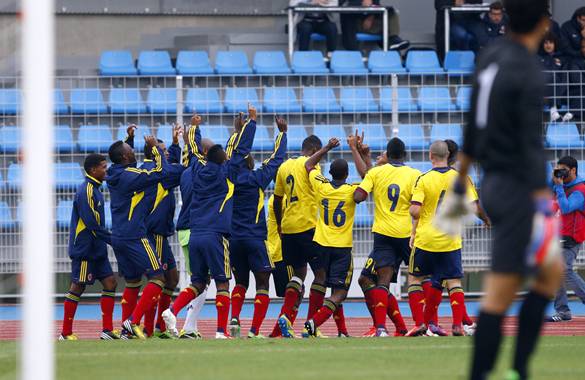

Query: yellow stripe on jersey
left=74, top=218, right=86, bottom=241
left=219, top=179, right=234, bottom=213
left=255, top=188, right=265, bottom=224
left=128, top=191, right=145, bottom=220
left=266, top=194, right=283, bottom=262
left=357, top=163, right=421, bottom=238
left=151, top=183, right=169, bottom=213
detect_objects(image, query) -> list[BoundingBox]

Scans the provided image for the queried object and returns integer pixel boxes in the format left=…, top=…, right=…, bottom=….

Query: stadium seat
left=146, top=88, right=177, bottom=114
left=108, top=88, right=147, bottom=114
left=430, top=124, right=463, bottom=145
left=286, top=125, right=308, bottom=151
left=252, top=125, right=273, bottom=151
left=263, top=87, right=301, bottom=113
left=354, top=201, right=373, bottom=227
left=408, top=161, right=432, bottom=173
left=55, top=125, right=76, bottom=153
left=444, top=50, right=475, bottom=75
left=176, top=51, right=214, bottom=75
left=0, top=171, right=4, bottom=192
left=0, top=126, right=20, bottom=154
left=310, top=33, right=326, bottom=41
left=330, top=51, right=368, bottom=74
left=215, top=51, right=253, bottom=74
left=0, top=89, right=21, bottom=115
left=354, top=123, right=387, bottom=151
left=302, top=87, right=341, bottom=113
left=340, top=87, right=378, bottom=112
left=397, top=124, right=427, bottom=150
left=184, top=88, right=223, bottom=114
left=54, top=89, right=69, bottom=114
left=312, top=124, right=347, bottom=149
left=116, top=124, right=152, bottom=151
left=368, top=51, right=406, bottom=74
left=253, top=51, right=291, bottom=74
left=418, top=87, right=457, bottom=112
left=356, top=33, right=382, bottom=42
left=55, top=163, right=84, bottom=191
left=224, top=88, right=260, bottom=113
left=456, top=86, right=472, bottom=111
left=347, top=162, right=361, bottom=183
left=155, top=124, right=174, bottom=146
left=99, top=50, right=137, bottom=76
left=200, top=125, right=231, bottom=146
left=137, top=51, right=176, bottom=76
left=405, top=50, right=444, bottom=75
left=292, top=51, right=329, bottom=74
left=78, top=124, right=113, bottom=153
left=56, top=200, right=73, bottom=228
left=380, top=87, right=418, bottom=112
left=7, top=163, right=21, bottom=191
left=545, top=123, right=584, bottom=149
left=0, top=202, right=15, bottom=229
left=70, top=88, right=107, bottom=114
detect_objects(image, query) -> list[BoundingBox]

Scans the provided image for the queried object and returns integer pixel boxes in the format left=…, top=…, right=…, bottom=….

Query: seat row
left=99, top=50, right=475, bottom=76
left=0, top=86, right=472, bottom=115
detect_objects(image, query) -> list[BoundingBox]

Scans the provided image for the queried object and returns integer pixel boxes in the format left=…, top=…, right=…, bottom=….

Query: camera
left=553, top=168, right=569, bottom=179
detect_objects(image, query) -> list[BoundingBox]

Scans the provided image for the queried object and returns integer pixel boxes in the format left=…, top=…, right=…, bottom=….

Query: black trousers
left=297, top=19, right=338, bottom=52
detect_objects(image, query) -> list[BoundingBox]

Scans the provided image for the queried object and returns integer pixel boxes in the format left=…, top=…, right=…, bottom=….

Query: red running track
left=1, top=317, right=585, bottom=340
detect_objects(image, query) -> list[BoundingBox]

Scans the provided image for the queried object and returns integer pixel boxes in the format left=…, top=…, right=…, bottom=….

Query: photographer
left=547, top=156, right=585, bottom=322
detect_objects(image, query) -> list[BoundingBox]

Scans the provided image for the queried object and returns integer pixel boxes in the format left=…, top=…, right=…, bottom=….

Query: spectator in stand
left=568, top=39, right=585, bottom=122
left=539, top=32, right=572, bottom=123
left=339, top=0, right=409, bottom=51
left=435, top=0, right=483, bottom=59
left=473, top=1, right=508, bottom=51
left=560, top=6, right=585, bottom=59
left=290, top=0, right=338, bottom=54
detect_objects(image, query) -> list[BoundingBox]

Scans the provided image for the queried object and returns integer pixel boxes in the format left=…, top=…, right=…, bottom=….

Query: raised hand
left=248, top=103, right=257, bottom=121
left=234, top=112, right=244, bottom=133
left=172, top=123, right=183, bottom=145
left=126, top=124, right=137, bottom=138
left=144, top=135, right=158, bottom=148
left=347, top=133, right=359, bottom=150
left=275, top=115, right=288, bottom=133
left=326, top=137, right=340, bottom=150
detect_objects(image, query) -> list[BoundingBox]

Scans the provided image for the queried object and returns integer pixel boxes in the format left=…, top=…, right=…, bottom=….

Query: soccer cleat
left=157, top=331, right=175, bottom=339
left=100, top=330, right=121, bottom=340
left=179, top=330, right=203, bottom=340
left=229, top=318, right=241, bottom=338
left=375, top=328, right=389, bottom=337
left=278, top=315, right=296, bottom=338
left=452, top=324, right=464, bottom=336
left=362, top=326, right=377, bottom=337
left=463, top=322, right=477, bottom=336
left=58, top=333, right=78, bottom=341
left=122, top=319, right=146, bottom=340
left=503, top=370, right=521, bottom=380
left=119, top=329, right=135, bottom=340
left=161, top=309, right=179, bottom=337
left=338, top=332, right=350, bottom=338
left=215, top=332, right=232, bottom=339
left=394, top=329, right=407, bottom=337
left=545, top=313, right=572, bottom=322
left=247, top=331, right=266, bottom=339
left=426, top=323, right=448, bottom=337
left=315, top=328, right=328, bottom=338
left=302, top=320, right=316, bottom=338
left=405, top=324, right=427, bottom=337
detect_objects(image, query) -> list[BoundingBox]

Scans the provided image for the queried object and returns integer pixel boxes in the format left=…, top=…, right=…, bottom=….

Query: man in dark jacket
left=473, top=1, right=508, bottom=51
left=560, top=7, right=585, bottom=59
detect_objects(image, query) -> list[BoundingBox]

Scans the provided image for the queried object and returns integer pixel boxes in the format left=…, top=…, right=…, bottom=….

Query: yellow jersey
left=357, top=163, right=421, bottom=238
left=274, top=156, right=319, bottom=234
left=309, top=170, right=357, bottom=248
left=411, top=167, right=477, bottom=252
left=266, top=194, right=283, bottom=262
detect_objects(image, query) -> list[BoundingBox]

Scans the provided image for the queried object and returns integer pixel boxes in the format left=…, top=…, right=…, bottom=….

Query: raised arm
left=226, top=104, right=257, bottom=182
left=247, top=116, right=288, bottom=189
left=124, top=124, right=136, bottom=148
left=348, top=130, right=370, bottom=179
left=122, top=136, right=172, bottom=192
left=305, top=137, right=340, bottom=173
left=76, top=184, right=111, bottom=245
left=186, top=115, right=205, bottom=162
left=167, top=124, right=183, bottom=164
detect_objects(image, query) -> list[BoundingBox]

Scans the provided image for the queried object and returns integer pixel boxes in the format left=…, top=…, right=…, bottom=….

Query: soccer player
left=60, top=154, right=118, bottom=340
left=272, top=135, right=324, bottom=338
left=163, top=104, right=257, bottom=339
left=229, top=116, right=287, bottom=338
left=301, top=137, right=358, bottom=338
left=352, top=136, right=419, bottom=337
left=442, top=1, right=564, bottom=378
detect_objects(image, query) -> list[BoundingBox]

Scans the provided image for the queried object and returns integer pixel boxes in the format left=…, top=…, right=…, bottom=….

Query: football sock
left=121, top=283, right=141, bottom=322
left=363, top=285, right=376, bottom=324
left=216, top=290, right=230, bottom=334
left=100, top=289, right=115, bottom=332
left=408, top=284, right=425, bottom=326
left=182, top=287, right=207, bottom=332
left=62, top=291, right=81, bottom=336
left=131, top=280, right=163, bottom=324
left=144, top=303, right=157, bottom=336
left=230, top=284, right=247, bottom=321
left=513, top=291, right=549, bottom=379
left=280, top=277, right=303, bottom=321
left=307, top=283, right=326, bottom=320
left=470, top=311, right=504, bottom=380
left=313, top=300, right=336, bottom=327
left=449, top=287, right=465, bottom=327
left=155, top=288, right=173, bottom=332
left=463, top=304, right=474, bottom=326
left=333, top=304, right=348, bottom=335
left=387, top=293, right=406, bottom=332
left=370, top=286, right=389, bottom=329
left=423, top=285, right=443, bottom=326
left=250, top=290, right=270, bottom=335
left=171, top=286, right=199, bottom=316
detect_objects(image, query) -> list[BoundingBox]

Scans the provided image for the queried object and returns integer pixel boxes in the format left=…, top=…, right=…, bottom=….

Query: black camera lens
left=553, top=168, right=569, bottom=179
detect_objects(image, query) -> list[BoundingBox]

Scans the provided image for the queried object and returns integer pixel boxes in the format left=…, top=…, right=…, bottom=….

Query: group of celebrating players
left=59, top=103, right=488, bottom=341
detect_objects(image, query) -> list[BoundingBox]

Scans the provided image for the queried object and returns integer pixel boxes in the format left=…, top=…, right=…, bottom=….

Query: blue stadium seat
left=253, top=51, right=291, bottom=74
left=354, top=201, right=373, bottom=227
left=54, top=89, right=69, bottom=114
left=430, top=124, right=463, bottom=145
left=155, top=124, right=174, bottom=146
left=116, top=124, right=152, bottom=151
left=55, top=163, right=84, bottom=191
left=184, top=88, right=223, bottom=114
left=0, top=89, right=21, bottom=115
left=356, top=33, right=382, bottom=42
left=55, top=125, right=76, bottom=153
left=263, top=87, right=301, bottom=113
left=0, top=170, right=4, bottom=192
left=405, top=50, right=444, bottom=75
left=0, top=202, right=15, bottom=229
left=418, top=87, right=457, bottom=112
left=380, top=87, right=418, bottom=112
left=340, top=87, right=378, bottom=112
left=408, top=161, right=432, bottom=173
left=397, top=124, right=427, bottom=150
left=545, top=123, right=583, bottom=149
left=200, top=125, right=231, bottom=146
left=368, top=51, right=406, bottom=74
left=330, top=51, right=368, bottom=74
left=0, top=126, right=20, bottom=154
left=287, top=125, right=308, bottom=151
left=215, top=51, right=253, bottom=74
left=312, top=124, right=347, bottom=150
left=137, top=51, right=176, bottom=76
left=78, top=124, right=113, bottom=153
left=224, top=88, right=260, bottom=113
left=310, top=33, right=326, bottom=41
left=354, top=123, right=387, bottom=151
left=176, top=51, right=214, bottom=75
left=292, top=51, right=329, bottom=74
left=56, top=200, right=73, bottom=228
left=99, top=50, right=137, bottom=76
left=302, top=87, right=341, bottom=113
left=7, top=163, right=21, bottom=191
left=146, top=88, right=177, bottom=114
left=108, top=88, right=146, bottom=114
left=456, top=86, right=472, bottom=111
left=347, top=162, right=361, bottom=183
left=252, top=125, right=274, bottom=151
left=70, top=88, right=107, bottom=114
left=444, top=50, right=475, bottom=75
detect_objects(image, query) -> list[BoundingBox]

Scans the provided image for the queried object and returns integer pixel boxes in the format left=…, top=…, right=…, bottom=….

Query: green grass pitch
left=1, top=337, right=584, bottom=380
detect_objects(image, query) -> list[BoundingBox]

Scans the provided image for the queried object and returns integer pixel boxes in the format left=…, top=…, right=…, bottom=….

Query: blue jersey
left=176, top=162, right=194, bottom=231
left=231, top=132, right=287, bottom=240
left=68, top=176, right=111, bottom=259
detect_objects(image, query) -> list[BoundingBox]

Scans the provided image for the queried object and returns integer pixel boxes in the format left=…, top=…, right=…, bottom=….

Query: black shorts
left=319, top=245, right=353, bottom=291
left=281, top=229, right=325, bottom=271
left=482, top=174, right=535, bottom=275
left=272, top=260, right=293, bottom=297
left=230, top=238, right=274, bottom=275
left=408, top=247, right=463, bottom=281
left=361, top=234, right=410, bottom=283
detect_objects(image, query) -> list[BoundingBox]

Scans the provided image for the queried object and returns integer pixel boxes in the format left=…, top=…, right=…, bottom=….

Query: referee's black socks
left=470, top=311, right=504, bottom=380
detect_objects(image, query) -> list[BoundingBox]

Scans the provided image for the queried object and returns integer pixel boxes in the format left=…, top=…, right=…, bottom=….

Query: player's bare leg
left=248, top=271, right=271, bottom=338
left=98, top=276, right=119, bottom=340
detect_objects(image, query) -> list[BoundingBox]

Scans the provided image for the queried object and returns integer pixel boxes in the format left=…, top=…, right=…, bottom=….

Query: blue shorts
left=318, top=244, right=354, bottom=291
left=189, top=231, right=231, bottom=284
left=408, top=247, right=463, bottom=281
left=112, top=237, right=163, bottom=280
left=148, top=233, right=177, bottom=271
left=361, top=234, right=410, bottom=283
left=230, top=239, right=274, bottom=276
left=71, top=256, right=113, bottom=285
left=281, top=229, right=325, bottom=271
